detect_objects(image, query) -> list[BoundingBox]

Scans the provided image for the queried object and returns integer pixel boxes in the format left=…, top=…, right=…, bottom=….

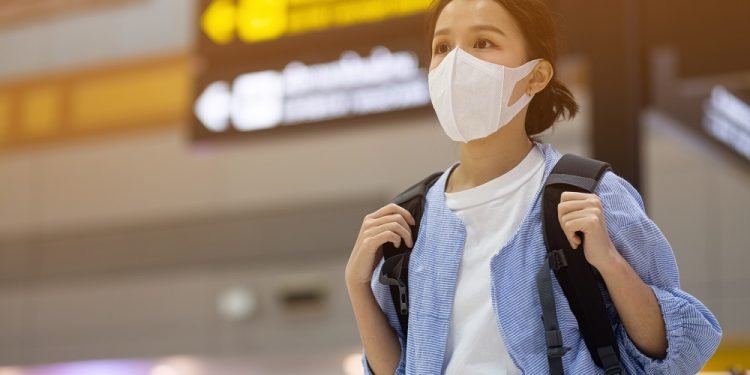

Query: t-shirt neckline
left=444, top=145, right=545, bottom=210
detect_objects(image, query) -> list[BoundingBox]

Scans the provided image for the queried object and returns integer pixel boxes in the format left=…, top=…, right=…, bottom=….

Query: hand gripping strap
left=379, top=171, right=442, bottom=339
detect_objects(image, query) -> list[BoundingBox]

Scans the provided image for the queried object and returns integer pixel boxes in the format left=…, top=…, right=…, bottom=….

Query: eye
left=474, top=38, right=495, bottom=49
left=433, top=42, right=450, bottom=55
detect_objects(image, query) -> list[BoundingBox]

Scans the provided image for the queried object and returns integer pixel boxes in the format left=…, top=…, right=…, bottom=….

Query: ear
left=526, top=60, right=554, bottom=96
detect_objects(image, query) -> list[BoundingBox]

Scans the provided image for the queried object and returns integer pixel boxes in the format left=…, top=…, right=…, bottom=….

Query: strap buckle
left=550, top=249, right=569, bottom=270
left=548, top=345, right=572, bottom=359
left=379, top=254, right=410, bottom=316
left=544, top=327, right=571, bottom=359
left=597, top=346, right=623, bottom=375
left=396, top=282, right=408, bottom=316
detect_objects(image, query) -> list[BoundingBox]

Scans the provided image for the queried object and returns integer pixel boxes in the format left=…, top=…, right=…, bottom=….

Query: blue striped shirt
left=362, top=141, right=722, bottom=374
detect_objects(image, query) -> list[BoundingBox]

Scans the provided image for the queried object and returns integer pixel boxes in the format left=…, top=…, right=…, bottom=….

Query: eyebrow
left=434, top=25, right=508, bottom=37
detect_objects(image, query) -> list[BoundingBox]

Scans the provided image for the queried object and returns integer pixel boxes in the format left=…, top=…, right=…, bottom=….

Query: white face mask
left=428, top=47, right=542, bottom=143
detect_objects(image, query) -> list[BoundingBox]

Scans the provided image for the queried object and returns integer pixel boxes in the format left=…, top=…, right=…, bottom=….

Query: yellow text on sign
left=201, top=0, right=432, bottom=45
left=237, top=0, right=288, bottom=42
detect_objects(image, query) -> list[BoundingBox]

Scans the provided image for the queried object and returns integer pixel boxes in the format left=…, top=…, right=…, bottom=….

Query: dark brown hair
left=426, top=0, right=579, bottom=137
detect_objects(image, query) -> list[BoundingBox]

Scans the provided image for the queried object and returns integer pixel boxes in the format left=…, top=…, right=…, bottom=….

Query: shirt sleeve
left=596, top=171, right=722, bottom=374
left=360, top=257, right=408, bottom=375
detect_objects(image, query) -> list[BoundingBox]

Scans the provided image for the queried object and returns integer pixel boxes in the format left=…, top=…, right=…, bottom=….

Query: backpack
left=378, top=154, right=624, bottom=375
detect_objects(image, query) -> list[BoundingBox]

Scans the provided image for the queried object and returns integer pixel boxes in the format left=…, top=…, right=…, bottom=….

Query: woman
left=344, top=0, right=722, bottom=374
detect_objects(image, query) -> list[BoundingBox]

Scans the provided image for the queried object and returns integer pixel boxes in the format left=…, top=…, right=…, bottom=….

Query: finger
left=560, top=191, right=595, bottom=202
left=561, top=217, right=588, bottom=249
left=378, top=221, right=413, bottom=248
left=558, top=195, right=602, bottom=226
left=370, top=230, right=402, bottom=249
left=365, top=222, right=413, bottom=248
left=562, top=215, right=598, bottom=249
left=561, top=211, right=603, bottom=250
left=560, top=207, right=599, bottom=225
left=367, top=213, right=412, bottom=238
left=369, top=203, right=416, bottom=226
left=557, top=199, right=592, bottom=221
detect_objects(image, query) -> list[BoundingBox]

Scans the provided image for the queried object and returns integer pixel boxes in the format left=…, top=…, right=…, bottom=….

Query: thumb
left=562, top=221, right=582, bottom=249
left=571, top=230, right=583, bottom=250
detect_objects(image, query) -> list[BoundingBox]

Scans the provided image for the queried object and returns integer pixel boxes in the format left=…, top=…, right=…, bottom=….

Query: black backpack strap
left=539, top=154, right=624, bottom=375
left=536, top=255, right=571, bottom=375
left=379, top=171, right=442, bottom=340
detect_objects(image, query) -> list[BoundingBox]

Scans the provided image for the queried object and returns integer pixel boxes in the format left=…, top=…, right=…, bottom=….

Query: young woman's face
left=429, top=0, right=529, bottom=72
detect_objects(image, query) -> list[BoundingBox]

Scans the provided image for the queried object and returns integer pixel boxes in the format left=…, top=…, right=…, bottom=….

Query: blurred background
left=0, top=0, right=748, bottom=374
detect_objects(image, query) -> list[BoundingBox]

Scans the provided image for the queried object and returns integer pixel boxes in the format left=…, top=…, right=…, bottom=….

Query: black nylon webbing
left=544, top=174, right=599, bottom=193
left=537, top=256, right=570, bottom=375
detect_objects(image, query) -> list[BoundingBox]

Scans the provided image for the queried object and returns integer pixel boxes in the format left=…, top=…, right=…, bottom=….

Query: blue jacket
left=362, top=142, right=721, bottom=374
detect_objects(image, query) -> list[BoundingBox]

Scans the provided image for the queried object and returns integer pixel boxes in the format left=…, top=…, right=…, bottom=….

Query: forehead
left=435, top=0, right=521, bottom=36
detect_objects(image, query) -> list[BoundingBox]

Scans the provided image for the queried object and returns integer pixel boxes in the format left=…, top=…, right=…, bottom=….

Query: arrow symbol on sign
left=195, top=81, right=232, bottom=132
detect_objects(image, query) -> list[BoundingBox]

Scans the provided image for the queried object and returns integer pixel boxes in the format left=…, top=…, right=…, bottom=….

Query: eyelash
left=474, top=38, right=495, bottom=49
left=433, top=38, right=497, bottom=55
left=433, top=43, right=450, bottom=55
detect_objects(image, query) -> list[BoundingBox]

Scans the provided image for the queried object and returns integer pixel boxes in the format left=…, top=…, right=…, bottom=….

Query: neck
left=446, top=118, right=534, bottom=193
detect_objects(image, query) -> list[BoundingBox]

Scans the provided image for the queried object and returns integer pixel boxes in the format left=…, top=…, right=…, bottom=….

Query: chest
left=404, top=198, right=555, bottom=373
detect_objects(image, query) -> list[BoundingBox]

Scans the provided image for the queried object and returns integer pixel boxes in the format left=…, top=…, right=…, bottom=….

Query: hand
left=557, top=191, right=617, bottom=270
left=345, top=203, right=416, bottom=288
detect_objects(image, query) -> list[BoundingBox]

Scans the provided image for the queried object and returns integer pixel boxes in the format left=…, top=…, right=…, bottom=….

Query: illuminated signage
left=193, top=0, right=432, bottom=141
left=201, top=0, right=432, bottom=44
left=195, top=47, right=429, bottom=132
left=704, top=86, right=750, bottom=160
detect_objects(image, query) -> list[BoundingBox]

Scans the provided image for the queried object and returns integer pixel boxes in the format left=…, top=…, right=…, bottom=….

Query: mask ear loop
left=503, top=59, right=543, bottom=116
left=504, top=92, right=534, bottom=120
left=500, top=59, right=542, bottom=124
left=525, top=58, right=545, bottom=96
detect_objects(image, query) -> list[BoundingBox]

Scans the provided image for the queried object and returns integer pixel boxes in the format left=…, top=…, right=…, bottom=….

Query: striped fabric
left=361, top=141, right=722, bottom=374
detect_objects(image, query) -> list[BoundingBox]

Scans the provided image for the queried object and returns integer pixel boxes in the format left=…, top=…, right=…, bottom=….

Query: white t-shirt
left=442, top=146, right=545, bottom=374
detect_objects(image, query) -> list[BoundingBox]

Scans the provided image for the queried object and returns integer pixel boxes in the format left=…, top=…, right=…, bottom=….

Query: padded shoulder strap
left=379, top=171, right=442, bottom=339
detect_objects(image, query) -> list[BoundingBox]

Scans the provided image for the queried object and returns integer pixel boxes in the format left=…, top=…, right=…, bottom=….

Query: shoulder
left=538, top=141, right=646, bottom=230
left=593, top=168, right=680, bottom=287
left=537, top=142, right=646, bottom=225
left=594, top=168, right=648, bottom=230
